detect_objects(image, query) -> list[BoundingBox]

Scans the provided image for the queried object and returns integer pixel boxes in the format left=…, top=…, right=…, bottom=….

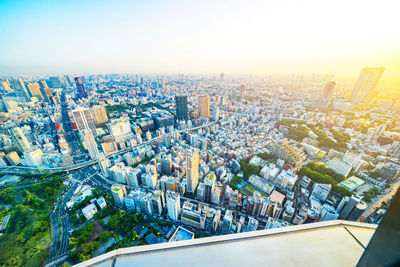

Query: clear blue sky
left=1, top=0, right=399, bottom=79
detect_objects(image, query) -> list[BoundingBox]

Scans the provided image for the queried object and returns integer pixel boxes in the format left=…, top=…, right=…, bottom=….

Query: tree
left=4, top=255, right=22, bottom=267
left=0, top=187, right=16, bottom=203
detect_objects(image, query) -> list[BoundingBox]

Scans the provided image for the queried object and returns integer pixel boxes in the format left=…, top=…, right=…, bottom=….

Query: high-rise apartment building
left=81, top=129, right=99, bottom=159
left=11, top=127, right=31, bottom=152
left=198, top=95, right=210, bottom=118
left=92, top=105, right=108, bottom=124
left=72, top=107, right=96, bottom=135
left=166, top=190, right=181, bottom=221
left=175, top=95, right=188, bottom=121
left=349, top=67, right=385, bottom=104
left=111, top=184, right=127, bottom=207
left=75, top=77, right=88, bottom=98
left=186, top=149, right=199, bottom=193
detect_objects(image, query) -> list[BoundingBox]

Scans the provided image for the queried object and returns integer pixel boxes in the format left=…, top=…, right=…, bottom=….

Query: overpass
left=0, top=122, right=217, bottom=175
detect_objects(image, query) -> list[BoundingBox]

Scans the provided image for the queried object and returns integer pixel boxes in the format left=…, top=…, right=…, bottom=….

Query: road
left=0, top=122, right=217, bottom=175
left=360, top=180, right=400, bottom=222
left=47, top=167, right=92, bottom=266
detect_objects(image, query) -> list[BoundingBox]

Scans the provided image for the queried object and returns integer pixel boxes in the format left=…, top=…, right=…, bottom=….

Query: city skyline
left=1, top=0, right=400, bottom=80
left=1, top=0, right=400, bottom=266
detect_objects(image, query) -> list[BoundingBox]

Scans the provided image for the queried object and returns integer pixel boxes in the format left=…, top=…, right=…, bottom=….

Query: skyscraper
left=240, top=84, right=246, bottom=98
left=186, top=149, right=199, bottom=193
left=72, top=107, right=97, bottom=135
left=198, top=95, right=210, bottom=118
left=321, top=81, right=336, bottom=102
left=175, top=95, right=188, bottom=121
left=10, top=79, right=30, bottom=102
left=75, top=77, right=88, bottom=98
left=11, top=127, right=31, bottom=152
left=26, top=83, right=43, bottom=100
left=81, top=129, right=100, bottom=160
left=349, top=67, right=385, bottom=104
left=92, top=105, right=108, bottom=124
left=49, top=76, right=63, bottom=88
left=39, top=80, right=53, bottom=103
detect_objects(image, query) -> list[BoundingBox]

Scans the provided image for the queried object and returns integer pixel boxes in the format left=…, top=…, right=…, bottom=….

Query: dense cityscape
left=0, top=69, right=399, bottom=266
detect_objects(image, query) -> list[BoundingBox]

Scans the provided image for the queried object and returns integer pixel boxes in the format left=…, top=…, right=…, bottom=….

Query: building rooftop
left=74, top=220, right=376, bottom=267
left=169, top=226, right=194, bottom=242
left=338, top=176, right=366, bottom=191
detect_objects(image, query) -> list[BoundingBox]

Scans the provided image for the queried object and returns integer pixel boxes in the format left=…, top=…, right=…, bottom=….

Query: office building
left=23, top=149, right=43, bottom=167
left=311, top=183, right=332, bottom=202
left=247, top=217, right=259, bottom=232
left=349, top=67, right=385, bottom=104
left=175, top=95, right=188, bottom=121
left=72, top=107, right=97, bottom=135
left=75, top=77, right=88, bottom=98
left=166, top=190, right=181, bottom=221
left=221, top=210, right=233, bottom=234
left=127, top=168, right=142, bottom=187
left=92, top=105, right=108, bottom=124
left=109, top=120, right=132, bottom=139
left=338, top=195, right=363, bottom=220
left=82, top=203, right=98, bottom=220
left=26, top=82, right=43, bottom=100
left=82, top=129, right=99, bottom=159
left=111, top=184, right=127, bottom=207
left=49, top=76, right=63, bottom=88
left=204, top=172, right=216, bottom=203
left=342, top=152, right=364, bottom=173
left=240, top=84, right=246, bottom=98
left=321, top=81, right=336, bottom=101
left=161, top=157, right=172, bottom=175
left=213, top=107, right=219, bottom=122
left=124, top=191, right=136, bottom=211
left=11, top=127, right=31, bottom=152
left=186, top=149, right=200, bottom=193
left=270, top=141, right=305, bottom=168
left=181, top=202, right=208, bottom=230
left=6, top=151, right=20, bottom=165
left=198, top=95, right=210, bottom=118
left=10, top=79, right=30, bottom=102
left=326, top=158, right=352, bottom=177
left=275, top=169, right=298, bottom=190
left=346, top=201, right=367, bottom=221
left=319, top=204, right=339, bottom=221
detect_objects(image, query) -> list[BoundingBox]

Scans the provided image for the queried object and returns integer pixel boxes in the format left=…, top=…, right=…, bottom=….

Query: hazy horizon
left=1, top=0, right=399, bottom=80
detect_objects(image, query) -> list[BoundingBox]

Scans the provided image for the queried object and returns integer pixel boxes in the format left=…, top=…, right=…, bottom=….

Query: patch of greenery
left=240, top=158, right=262, bottom=180
left=229, top=176, right=242, bottom=190
left=0, top=176, right=65, bottom=267
left=298, top=163, right=352, bottom=197
left=362, top=187, right=381, bottom=203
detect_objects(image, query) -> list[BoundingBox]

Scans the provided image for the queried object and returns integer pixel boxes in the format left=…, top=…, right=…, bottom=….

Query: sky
left=0, top=0, right=399, bottom=80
